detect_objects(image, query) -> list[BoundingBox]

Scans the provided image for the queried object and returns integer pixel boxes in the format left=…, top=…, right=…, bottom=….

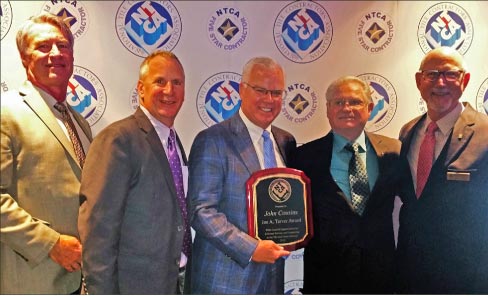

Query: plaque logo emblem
left=269, top=178, right=292, bottom=203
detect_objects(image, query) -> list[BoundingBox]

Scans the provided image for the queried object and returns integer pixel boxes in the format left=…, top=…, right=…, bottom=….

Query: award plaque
left=246, top=168, right=313, bottom=251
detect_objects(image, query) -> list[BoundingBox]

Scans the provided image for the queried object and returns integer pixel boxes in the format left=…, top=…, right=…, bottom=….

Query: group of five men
left=1, top=12, right=487, bottom=294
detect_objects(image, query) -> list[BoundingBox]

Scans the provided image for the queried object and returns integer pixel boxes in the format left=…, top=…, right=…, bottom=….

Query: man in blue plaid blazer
left=188, top=57, right=296, bottom=294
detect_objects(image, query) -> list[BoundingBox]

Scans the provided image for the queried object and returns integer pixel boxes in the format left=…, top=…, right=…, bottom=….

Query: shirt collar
left=239, top=109, right=272, bottom=143
left=333, top=131, right=367, bottom=153
left=140, top=105, right=172, bottom=140
left=424, top=102, right=463, bottom=136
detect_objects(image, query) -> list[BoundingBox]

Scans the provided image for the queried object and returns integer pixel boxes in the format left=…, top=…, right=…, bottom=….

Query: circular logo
left=116, top=0, right=182, bottom=57
left=1, top=0, right=13, bottom=40
left=356, top=11, right=395, bottom=53
left=476, top=78, right=488, bottom=115
left=285, top=280, right=303, bottom=295
left=357, top=73, right=397, bottom=132
left=417, top=2, right=473, bottom=54
left=129, top=84, right=139, bottom=111
left=42, top=0, right=89, bottom=39
left=417, top=97, right=428, bottom=115
left=196, top=72, right=242, bottom=127
left=207, top=7, right=249, bottom=51
left=282, top=82, right=318, bottom=124
left=268, top=178, right=292, bottom=203
left=67, top=66, right=107, bottom=126
left=273, top=0, right=333, bottom=64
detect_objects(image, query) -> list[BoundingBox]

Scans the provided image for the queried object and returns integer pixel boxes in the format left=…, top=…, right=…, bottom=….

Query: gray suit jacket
left=79, top=107, right=188, bottom=294
left=189, top=113, right=296, bottom=294
left=1, top=81, right=92, bottom=294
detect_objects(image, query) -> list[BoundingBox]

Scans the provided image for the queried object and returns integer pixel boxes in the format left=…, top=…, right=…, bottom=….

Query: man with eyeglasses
left=396, top=46, right=488, bottom=293
left=291, top=76, right=401, bottom=293
left=188, top=57, right=296, bottom=294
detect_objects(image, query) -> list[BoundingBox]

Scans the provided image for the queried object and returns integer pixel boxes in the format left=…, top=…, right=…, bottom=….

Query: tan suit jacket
left=1, top=81, right=92, bottom=294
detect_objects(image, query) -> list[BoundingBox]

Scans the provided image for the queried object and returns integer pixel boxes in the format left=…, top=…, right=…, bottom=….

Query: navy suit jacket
left=396, top=103, right=488, bottom=294
left=291, top=131, right=401, bottom=294
left=188, top=113, right=296, bottom=294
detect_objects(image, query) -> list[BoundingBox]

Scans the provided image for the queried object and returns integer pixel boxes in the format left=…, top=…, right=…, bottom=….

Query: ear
left=415, top=72, right=423, bottom=90
left=20, top=53, right=29, bottom=69
left=137, top=80, right=144, bottom=102
left=461, top=72, right=470, bottom=89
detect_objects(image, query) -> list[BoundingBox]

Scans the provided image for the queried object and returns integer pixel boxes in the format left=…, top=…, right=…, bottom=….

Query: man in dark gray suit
left=189, top=57, right=295, bottom=294
left=78, top=51, right=191, bottom=294
left=396, top=46, right=488, bottom=294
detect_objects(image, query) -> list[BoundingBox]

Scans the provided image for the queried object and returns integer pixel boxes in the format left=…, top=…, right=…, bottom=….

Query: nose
left=162, top=81, right=174, bottom=94
left=434, top=73, right=448, bottom=86
left=49, top=44, right=61, bottom=56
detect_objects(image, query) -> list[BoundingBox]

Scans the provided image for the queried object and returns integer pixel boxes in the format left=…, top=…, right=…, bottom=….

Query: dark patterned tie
left=262, top=130, right=278, bottom=169
left=54, top=102, right=85, bottom=168
left=167, top=129, right=191, bottom=257
left=416, top=121, right=438, bottom=198
left=345, top=143, right=370, bottom=215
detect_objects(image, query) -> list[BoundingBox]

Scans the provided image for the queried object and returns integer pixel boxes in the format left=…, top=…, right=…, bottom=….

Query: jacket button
left=177, top=225, right=183, bottom=231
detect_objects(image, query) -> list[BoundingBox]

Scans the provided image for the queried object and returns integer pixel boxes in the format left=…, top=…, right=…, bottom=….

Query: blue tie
left=262, top=130, right=277, bottom=169
left=167, top=129, right=191, bottom=257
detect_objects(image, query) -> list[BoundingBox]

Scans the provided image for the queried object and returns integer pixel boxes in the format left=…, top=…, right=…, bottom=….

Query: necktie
left=345, top=143, right=370, bottom=215
left=262, top=130, right=278, bottom=169
left=54, top=102, right=85, bottom=168
left=416, top=121, right=438, bottom=198
left=167, top=129, right=191, bottom=257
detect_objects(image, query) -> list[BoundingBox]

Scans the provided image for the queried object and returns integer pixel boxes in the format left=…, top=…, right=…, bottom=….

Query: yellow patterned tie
left=54, top=102, right=86, bottom=168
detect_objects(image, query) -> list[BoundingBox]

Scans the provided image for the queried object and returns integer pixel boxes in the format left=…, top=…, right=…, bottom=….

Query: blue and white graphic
left=116, top=0, right=182, bottom=57
left=42, top=0, right=89, bottom=39
left=358, top=73, right=397, bottom=132
left=476, top=78, right=488, bottom=115
left=418, top=2, right=473, bottom=54
left=197, top=72, right=242, bottom=127
left=1, top=0, right=12, bottom=40
left=274, top=1, right=332, bottom=63
left=66, top=66, right=107, bottom=126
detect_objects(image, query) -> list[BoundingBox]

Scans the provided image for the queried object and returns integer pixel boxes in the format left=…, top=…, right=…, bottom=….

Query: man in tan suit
left=1, top=13, right=91, bottom=294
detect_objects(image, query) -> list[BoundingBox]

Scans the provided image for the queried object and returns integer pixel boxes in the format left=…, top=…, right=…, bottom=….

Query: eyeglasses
left=420, top=70, right=465, bottom=82
left=328, top=99, right=368, bottom=110
left=242, top=82, right=287, bottom=98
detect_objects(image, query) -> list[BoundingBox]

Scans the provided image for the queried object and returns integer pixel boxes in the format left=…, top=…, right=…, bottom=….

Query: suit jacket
left=188, top=113, right=296, bottom=294
left=78, top=107, right=189, bottom=294
left=291, top=131, right=400, bottom=294
left=0, top=81, right=92, bottom=294
left=396, top=103, right=488, bottom=294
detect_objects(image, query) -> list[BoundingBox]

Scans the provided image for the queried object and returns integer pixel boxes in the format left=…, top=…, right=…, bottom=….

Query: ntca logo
left=116, top=0, right=182, bottom=57
left=357, top=73, right=397, bottom=133
left=418, top=2, right=473, bottom=54
left=66, top=66, right=107, bottom=126
left=207, top=7, right=249, bottom=51
left=274, top=0, right=333, bottom=64
left=196, top=72, right=242, bottom=127
left=282, top=82, right=318, bottom=124
left=42, top=0, right=89, bottom=39
left=476, top=78, right=488, bottom=115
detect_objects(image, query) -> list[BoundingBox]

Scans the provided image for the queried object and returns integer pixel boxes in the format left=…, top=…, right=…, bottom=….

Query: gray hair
left=241, top=57, right=284, bottom=82
left=325, top=76, right=372, bottom=103
left=16, top=12, right=74, bottom=60
left=139, top=50, right=185, bottom=80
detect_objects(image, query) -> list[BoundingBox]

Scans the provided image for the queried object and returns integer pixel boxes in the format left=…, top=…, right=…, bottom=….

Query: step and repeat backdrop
left=1, top=1, right=487, bottom=293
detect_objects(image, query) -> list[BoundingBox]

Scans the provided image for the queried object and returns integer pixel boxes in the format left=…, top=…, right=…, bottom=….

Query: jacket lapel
left=134, top=108, right=178, bottom=198
left=229, top=114, right=261, bottom=174
left=20, top=82, right=81, bottom=171
left=445, top=103, right=476, bottom=165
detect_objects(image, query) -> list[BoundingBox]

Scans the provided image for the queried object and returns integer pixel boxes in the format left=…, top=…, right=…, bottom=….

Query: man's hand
left=48, top=234, right=82, bottom=272
left=251, top=240, right=290, bottom=264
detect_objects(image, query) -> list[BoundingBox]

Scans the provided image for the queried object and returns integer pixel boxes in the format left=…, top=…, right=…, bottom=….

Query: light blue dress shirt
left=330, top=132, right=379, bottom=202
